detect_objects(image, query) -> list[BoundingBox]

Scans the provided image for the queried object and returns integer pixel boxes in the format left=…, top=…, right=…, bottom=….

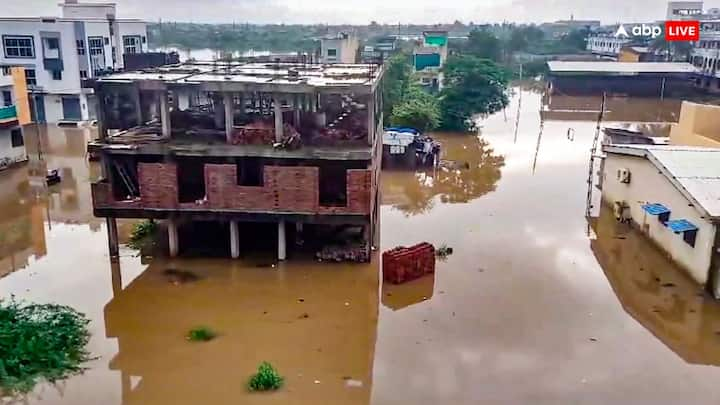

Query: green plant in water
left=0, top=299, right=91, bottom=395
left=436, top=244, right=454, bottom=259
left=186, top=327, right=216, bottom=342
left=247, top=361, right=284, bottom=391
left=127, top=219, right=157, bottom=249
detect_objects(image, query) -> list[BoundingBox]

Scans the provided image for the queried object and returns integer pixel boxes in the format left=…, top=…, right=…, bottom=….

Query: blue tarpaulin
left=666, top=219, right=698, bottom=233
left=642, top=203, right=671, bottom=215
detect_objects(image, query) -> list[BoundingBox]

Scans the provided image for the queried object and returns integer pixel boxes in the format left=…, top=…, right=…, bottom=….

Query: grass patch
left=186, top=327, right=216, bottom=342
left=247, top=362, right=284, bottom=391
left=0, top=299, right=91, bottom=395
left=127, top=219, right=157, bottom=250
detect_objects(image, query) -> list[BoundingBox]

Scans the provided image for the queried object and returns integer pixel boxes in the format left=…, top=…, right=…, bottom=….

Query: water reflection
left=104, top=258, right=379, bottom=405
left=592, top=205, right=720, bottom=365
left=382, top=134, right=504, bottom=216
left=381, top=274, right=435, bottom=311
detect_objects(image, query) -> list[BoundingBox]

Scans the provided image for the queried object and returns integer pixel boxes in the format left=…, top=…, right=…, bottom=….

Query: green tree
left=465, top=29, right=502, bottom=62
left=390, top=83, right=441, bottom=131
left=506, top=29, right=529, bottom=54
left=561, top=28, right=590, bottom=51
left=650, top=27, right=693, bottom=61
left=382, top=52, right=413, bottom=123
left=439, top=55, right=510, bottom=131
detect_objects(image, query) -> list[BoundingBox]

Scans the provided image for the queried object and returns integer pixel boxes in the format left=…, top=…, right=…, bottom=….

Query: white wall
left=321, top=36, right=358, bottom=64
left=62, top=4, right=116, bottom=19
left=117, top=21, right=148, bottom=69
left=44, top=94, right=65, bottom=122
left=84, top=20, right=113, bottom=73
left=602, top=153, right=718, bottom=285
left=0, top=127, right=27, bottom=167
left=0, top=19, right=82, bottom=95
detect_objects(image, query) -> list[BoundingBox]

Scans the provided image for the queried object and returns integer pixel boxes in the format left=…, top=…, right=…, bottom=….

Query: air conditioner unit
left=613, top=201, right=631, bottom=223
left=617, top=168, right=631, bottom=184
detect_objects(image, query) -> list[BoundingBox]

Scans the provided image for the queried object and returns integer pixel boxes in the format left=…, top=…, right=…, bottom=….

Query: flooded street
left=4, top=86, right=720, bottom=404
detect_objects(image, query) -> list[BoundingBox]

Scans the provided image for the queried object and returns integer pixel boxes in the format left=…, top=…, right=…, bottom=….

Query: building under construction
left=88, top=60, right=384, bottom=261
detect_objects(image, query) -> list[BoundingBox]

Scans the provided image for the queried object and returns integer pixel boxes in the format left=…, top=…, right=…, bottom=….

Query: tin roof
left=604, top=145, right=720, bottom=220
left=547, top=61, right=698, bottom=75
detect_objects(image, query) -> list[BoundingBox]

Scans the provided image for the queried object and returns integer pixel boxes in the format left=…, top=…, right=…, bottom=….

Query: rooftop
left=604, top=145, right=720, bottom=220
left=548, top=61, right=698, bottom=75
left=95, top=61, right=383, bottom=93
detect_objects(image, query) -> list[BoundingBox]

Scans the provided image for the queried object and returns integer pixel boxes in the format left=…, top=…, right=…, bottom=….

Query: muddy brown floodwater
left=3, top=86, right=720, bottom=404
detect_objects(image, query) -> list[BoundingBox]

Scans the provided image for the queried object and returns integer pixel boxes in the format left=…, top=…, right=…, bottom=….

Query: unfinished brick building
left=88, top=60, right=383, bottom=260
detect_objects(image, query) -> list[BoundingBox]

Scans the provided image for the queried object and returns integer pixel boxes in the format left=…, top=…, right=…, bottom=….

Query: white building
left=320, top=32, right=359, bottom=64
left=691, top=19, right=720, bottom=91
left=586, top=34, right=631, bottom=58
left=0, top=1, right=147, bottom=123
left=0, top=67, right=28, bottom=170
left=667, top=1, right=704, bottom=20
left=601, top=144, right=720, bottom=297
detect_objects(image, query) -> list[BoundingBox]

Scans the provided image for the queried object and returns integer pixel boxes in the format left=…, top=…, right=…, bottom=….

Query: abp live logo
left=665, top=20, right=699, bottom=41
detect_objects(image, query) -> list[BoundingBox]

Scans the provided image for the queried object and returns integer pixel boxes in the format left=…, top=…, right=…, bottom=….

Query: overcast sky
left=5, top=0, right=720, bottom=24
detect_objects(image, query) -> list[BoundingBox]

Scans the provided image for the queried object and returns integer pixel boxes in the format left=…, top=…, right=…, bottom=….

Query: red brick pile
left=382, top=243, right=436, bottom=284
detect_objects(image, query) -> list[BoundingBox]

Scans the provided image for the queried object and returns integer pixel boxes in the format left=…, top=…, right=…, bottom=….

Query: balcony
left=0, top=105, right=18, bottom=125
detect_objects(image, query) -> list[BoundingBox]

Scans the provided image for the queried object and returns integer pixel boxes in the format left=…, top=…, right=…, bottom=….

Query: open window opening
left=177, top=158, right=207, bottom=203
left=319, top=164, right=347, bottom=206
left=236, top=158, right=264, bottom=186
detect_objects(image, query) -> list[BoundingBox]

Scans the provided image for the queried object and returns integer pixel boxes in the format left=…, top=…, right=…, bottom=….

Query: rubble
left=316, top=244, right=370, bottom=262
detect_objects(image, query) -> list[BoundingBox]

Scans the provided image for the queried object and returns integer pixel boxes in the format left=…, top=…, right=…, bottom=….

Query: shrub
left=0, top=299, right=91, bottom=395
left=247, top=362, right=284, bottom=391
left=186, top=327, right=216, bottom=342
left=127, top=219, right=157, bottom=249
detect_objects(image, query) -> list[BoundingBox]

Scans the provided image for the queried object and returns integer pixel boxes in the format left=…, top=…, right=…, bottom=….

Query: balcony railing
left=0, top=105, right=17, bottom=121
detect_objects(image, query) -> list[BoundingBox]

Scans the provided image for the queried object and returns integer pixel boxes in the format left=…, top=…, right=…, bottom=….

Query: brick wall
left=94, top=162, right=373, bottom=216
left=138, top=163, right=179, bottom=208
left=382, top=243, right=436, bottom=284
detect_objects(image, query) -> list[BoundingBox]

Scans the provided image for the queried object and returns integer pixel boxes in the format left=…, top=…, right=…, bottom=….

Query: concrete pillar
left=367, top=94, right=375, bottom=146
left=159, top=91, right=171, bottom=137
left=230, top=220, right=239, bottom=259
left=294, top=94, right=301, bottom=127
left=214, top=94, right=224, bottom=130
left=278, top=220, right=287, bottom=261
left=237, top=93, right=245, bottom=120
left=224, top=93, right=234, bottom=143
left=110, top=261, right=122, bottom=297
left=310, top=93, right=318, bottom=112
left=273, top=94, right=284, bottom=142
left=295, top=222, right=304, bottom=246
left=177, top=90, right=190, bottom=111
left=106, top=217, right=119, bottom=259
left=168, top=219, right=179, bottom=257
left=133, top=86, right=143, bottom=126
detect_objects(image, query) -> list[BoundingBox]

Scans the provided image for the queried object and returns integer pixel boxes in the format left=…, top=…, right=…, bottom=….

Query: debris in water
left=344, top=302, right=350, bottom=306
left=316, top=244, right=369, bottom=263
left=297, top=298, right=305, bottom=303
left=298, top=313, right=310, bottom=319
left=163, top=269, right=200, bottom=285
left=589, top=338, right=598, bottom=342
left=436, top=244, right=454, bottom=258
left=661, top=282, right=676, bottom=288
left=383, top=243, right=435, bottom=284
left=345, top=379, right=364, bottom=388
left=314, top=380, right=321, bottom=384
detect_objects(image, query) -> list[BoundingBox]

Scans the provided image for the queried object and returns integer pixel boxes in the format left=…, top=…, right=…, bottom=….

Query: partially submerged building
left=547, top=61, right=699, bottom=96
left=0, top=66, right=31, bottom=170
left=600, top=145, right=720, bottom=298
left=413, top=31, right=448, bottom=91
left=88, top=60, right=383, bottom=261
left=670, top=101, right=720, bottom=147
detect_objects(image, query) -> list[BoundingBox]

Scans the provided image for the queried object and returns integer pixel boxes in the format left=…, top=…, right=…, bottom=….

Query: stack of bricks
left=230, top=121, right=275, bottom=145
left=138, top=163, right=179, bottom=208
left=382, top=243, right=436, bottom=284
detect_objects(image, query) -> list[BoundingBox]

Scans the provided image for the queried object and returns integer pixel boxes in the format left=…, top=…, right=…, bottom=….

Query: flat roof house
left=600, top=144, right=720, bottom=297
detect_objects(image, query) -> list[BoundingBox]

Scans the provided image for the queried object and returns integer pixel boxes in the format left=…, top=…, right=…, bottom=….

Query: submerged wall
left=602, top=153, right=717, bottom=285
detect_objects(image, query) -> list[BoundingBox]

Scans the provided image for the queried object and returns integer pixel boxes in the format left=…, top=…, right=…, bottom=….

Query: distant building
left=540, top=19, right=601, bottom=39
left=0, top=1, right=147, bottom=123
left=0, top=66, right=31, bottom=170
left=667, top=1, right=704, bottom=20
left=669, top=101, right=720, bottom=147
left=618, top=46, right=663, bottom=62
left=600, top=144, right=720, bottom=298
left=586, top=32, right=632, bottom=58
left=413, top=30, right=448, bottom=91
left=360, top=36, right=398, bottom=63
left=320, top=32, right=359, bottom=64
left=690, top=19, right=720, bottom=92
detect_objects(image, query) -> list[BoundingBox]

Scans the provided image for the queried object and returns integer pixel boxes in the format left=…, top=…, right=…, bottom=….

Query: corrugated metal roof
left=604, top=145, right=720, bottom=220
left=547, top=61, right=698, bottom=74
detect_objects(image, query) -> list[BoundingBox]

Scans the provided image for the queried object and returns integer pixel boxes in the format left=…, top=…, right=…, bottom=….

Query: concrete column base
left=230, top=220, right=240, bottom=259
left=278, top=220, right=287, bottom=261
left=106, top=217, right=119, bottom=259
left=168, top=219, right=179, bottom=258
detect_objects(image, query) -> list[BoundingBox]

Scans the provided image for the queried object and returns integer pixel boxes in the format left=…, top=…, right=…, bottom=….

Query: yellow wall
left=670, top=101, right=720, bottom=148
left=10, top=67, right=31, bottom=125
left=618, top=49, right=640, bottom=63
